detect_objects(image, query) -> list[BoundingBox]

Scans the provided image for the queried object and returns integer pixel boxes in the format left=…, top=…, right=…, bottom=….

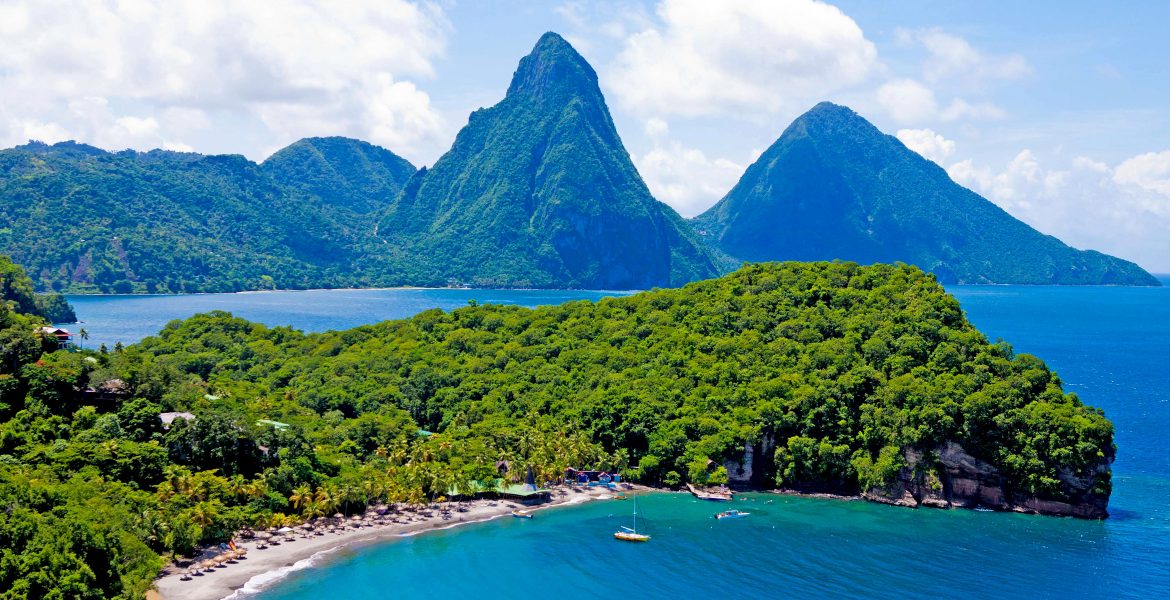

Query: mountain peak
left=695, top=103, right=1159, bottom=286
left=789, top=101, right=879, bottom=139
left=506, top=32, right=597, bottom=100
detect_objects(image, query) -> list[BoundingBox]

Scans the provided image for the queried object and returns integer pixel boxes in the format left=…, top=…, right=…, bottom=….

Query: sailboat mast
left=632, top=495, right=637, bottom=534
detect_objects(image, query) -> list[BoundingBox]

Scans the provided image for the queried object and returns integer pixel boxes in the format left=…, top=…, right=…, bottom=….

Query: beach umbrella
left=201, top=560, right=216, bottom=572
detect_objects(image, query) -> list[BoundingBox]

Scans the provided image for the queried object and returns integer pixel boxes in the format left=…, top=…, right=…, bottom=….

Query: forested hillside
left=0, top=139, right=416, bottom=294
left=0, top=258, right=1115, bottom=596
left=377, top=32, right=720, bottom=288
left=695, top=102, right=1158, bottom=286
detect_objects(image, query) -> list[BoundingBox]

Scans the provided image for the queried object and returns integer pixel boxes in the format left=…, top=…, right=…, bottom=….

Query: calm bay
left=63, top=281, right=1170, bottom=598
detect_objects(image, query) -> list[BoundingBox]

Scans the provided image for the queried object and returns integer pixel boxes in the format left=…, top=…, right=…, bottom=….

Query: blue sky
left=1, top=1, right=1167, bottom=271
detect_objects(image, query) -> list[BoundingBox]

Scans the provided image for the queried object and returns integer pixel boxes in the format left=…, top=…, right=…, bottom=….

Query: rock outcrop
left=862, top=442, right=1111, bottom=519
left=723, top=434, right=776, bottom=487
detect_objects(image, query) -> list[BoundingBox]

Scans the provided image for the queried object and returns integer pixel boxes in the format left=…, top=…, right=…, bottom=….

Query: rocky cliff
left=861, top=442, right=1112, bottom=519
left=719, top=437, right=1111, bottom=518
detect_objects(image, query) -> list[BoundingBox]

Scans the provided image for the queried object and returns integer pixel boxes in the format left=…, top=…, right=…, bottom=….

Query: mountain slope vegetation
left=0, top=139, right=418, bottom=293
left=377, top=32, right=720, bottom=288
left=0, top=258, right=1115, bottom=596
left=694, top=102, right=1158, bottom=285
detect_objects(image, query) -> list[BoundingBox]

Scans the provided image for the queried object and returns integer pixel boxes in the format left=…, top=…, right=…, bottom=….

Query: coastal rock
left=724, top=434, right=775, bottom=486
left=862, top=442, right=1111, bottom=519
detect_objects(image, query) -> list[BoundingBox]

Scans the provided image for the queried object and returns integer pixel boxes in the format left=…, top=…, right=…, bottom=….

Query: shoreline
left=152, top=485, right=633, bottom=600
left=57, top=286, right=645, bottom=299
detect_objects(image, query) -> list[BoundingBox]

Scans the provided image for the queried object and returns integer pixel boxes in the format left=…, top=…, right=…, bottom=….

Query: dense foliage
left=0, top=261, right=1116, bottom=597
left=1, top=255, right=74, bottom=323
left=2, top=44, right=1154, bottom=293
left=694, top=102, right=1158, bottom=286
left=0, top=35, right=720, bottom=295
left=377, top=33, right=720, bottom=288
left=0, top=138, right=416, bottom=294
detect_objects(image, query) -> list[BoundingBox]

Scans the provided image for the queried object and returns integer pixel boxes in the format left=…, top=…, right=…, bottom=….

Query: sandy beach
left=152, top=485, right=631, bottom=600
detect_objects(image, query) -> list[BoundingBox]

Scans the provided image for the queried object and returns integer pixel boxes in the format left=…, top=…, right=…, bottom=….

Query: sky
left=1, top=0, right=1168, bottom=271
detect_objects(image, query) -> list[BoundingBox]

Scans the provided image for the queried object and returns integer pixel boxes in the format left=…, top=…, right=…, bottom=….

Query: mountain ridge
left=694, top=102, right=1159, bottom=286
left=376, top=32, right=720, bottom=289
left=0, top=38, right=1158, bottom=291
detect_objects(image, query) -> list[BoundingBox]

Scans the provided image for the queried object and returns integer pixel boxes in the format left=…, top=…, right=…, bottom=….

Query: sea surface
left=63, top=281, right=1170, bottom=598
left=59, top=288, right=633, bottom=349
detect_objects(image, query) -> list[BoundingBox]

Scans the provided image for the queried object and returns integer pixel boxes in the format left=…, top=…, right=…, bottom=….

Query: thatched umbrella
left=202, top=560, right=217, bottom=573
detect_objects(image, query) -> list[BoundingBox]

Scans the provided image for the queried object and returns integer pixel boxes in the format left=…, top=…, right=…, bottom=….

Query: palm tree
left=77, top=327, right=89, bottom=350
left=338, top=483, right=359, bottom=516
left=248, top=477, right=270, bottom=500
left=289, top=484, right=313, bottom=514
left=139, top=509, right=169, bottom=550
left=314, top=484, right=340, bottom=516
left=227, top=474, right=249, bottom=502
left=190, top=501, right=218, bottom=528
left=362, top=475, right=384, bottom=507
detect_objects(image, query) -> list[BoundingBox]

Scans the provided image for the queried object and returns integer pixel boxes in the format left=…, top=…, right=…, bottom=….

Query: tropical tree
left=289, top=484, right=313, bottom=514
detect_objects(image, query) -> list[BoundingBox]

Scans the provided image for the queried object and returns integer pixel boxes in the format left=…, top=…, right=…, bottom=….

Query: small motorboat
left=511, top=510, right=533, bottom=519
left=715, top=509, right=750, bottom=520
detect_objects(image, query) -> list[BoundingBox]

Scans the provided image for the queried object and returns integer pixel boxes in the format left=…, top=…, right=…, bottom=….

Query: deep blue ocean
left=64, top=280, right=1170, bottom=598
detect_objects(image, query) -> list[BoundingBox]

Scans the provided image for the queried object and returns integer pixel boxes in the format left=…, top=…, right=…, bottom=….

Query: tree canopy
left=0, top=259, right=1114, bottom=598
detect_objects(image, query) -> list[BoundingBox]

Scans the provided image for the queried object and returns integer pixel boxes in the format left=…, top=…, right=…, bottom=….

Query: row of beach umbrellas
left=177, top=502, right=482, bottom=581
left=178, top=548, right=248, bottom=581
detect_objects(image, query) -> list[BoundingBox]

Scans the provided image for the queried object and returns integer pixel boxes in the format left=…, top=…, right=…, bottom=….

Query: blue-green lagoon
left=66, top=282, right=1170, bottom=598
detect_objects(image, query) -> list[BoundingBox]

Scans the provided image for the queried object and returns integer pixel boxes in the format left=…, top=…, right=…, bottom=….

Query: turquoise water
left=64, top=282, right=1170, bottom=598
left=60, top=288, right=632, bottom=349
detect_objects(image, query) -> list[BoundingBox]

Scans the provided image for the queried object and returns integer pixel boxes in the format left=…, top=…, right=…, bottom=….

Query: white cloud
left=898, top=27, right=1031, bottom=85
left=0, top=0, right=450, bottom=162
left=608, top=0, right=877, bottom=117
left=643, top=117, right=670, bottom=138
left=877, top=78, right=1005, bottom=124
left=1113, top=151, right=1170, bottom=195
left=634, top=118, right=744, bottom=216
left=946, top=148, right=1170, bottom=271
left=896, top=128, right=955, bottom=163
left=877, top=79, right=938, bottom=124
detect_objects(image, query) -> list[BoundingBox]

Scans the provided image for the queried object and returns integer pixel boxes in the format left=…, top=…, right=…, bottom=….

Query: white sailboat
left=613, top=494, right=650, bottom=542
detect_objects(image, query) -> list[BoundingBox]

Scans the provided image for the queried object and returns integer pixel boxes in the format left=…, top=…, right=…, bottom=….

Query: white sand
left=153, top=486, right=631, bottom=600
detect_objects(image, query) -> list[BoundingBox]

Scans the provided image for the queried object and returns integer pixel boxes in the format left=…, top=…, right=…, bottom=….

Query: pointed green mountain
left=377, top=32, right=719, bottom=288
left=694, top=102, right=1158, bottom=285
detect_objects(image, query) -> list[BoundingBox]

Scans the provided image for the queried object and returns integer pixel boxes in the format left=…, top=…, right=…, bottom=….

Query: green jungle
left=0, top=255, right=1113, bottom=598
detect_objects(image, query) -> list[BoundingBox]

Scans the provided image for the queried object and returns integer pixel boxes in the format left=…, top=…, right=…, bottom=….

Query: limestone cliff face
left=861, top=442, right=1111, bottom=519
left=723, top=434, right=776, bottom=486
